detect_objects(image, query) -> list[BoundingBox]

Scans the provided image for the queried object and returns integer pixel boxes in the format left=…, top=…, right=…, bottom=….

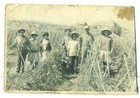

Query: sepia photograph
left=4, top=4, right=137, bottom=94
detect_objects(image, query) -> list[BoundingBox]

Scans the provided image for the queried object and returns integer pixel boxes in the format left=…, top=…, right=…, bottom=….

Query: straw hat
left=18, top=29, right=26, bottom=33
left=31, top=31, right=38, bottom=36
left=100, top=30, right=112, bottom=36
left=71, top=32, right=79, bottom=38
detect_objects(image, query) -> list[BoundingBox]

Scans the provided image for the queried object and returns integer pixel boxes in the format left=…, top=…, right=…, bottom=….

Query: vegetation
left=6, top=20, right=137, bottom=93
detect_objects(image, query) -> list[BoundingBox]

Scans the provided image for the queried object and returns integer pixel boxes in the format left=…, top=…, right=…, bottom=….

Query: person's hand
left=9, top=44, right=15, bottom=49
left=61, top=42, right=65, bottom=46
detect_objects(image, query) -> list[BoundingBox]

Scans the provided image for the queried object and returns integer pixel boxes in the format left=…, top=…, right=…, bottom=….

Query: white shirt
left=41, top=39, right=49, bottom=51
left=67, top=40, right=80, bottom=56
left=15, top=36, right=23, bottom=46
left=13, top=35, right=29, bottom=50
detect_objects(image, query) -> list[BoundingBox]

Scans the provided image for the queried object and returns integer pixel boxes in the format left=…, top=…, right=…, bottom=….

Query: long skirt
left=41, top=51, right=49, bottom=61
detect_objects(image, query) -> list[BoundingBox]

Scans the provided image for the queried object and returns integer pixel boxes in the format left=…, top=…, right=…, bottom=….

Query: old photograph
left=5, top=4, right=137, bottom=94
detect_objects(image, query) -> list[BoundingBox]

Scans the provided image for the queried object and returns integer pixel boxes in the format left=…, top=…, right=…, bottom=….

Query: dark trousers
left=69, top=56, right=78, bottom=74
left=17, top=50, right=28, bottom=73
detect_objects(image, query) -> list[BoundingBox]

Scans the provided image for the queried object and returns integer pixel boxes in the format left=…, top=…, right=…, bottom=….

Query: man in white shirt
left=12, top=29, right=30, bottom=73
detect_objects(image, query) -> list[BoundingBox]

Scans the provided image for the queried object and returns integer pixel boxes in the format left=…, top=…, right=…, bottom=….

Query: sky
left=5, top=4, right=134, bottom=30
left=6, top=5, right=119, bottom=24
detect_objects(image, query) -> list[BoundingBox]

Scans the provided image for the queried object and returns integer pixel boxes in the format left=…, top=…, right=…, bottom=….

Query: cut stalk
left=113, top=72, right=128, bottom=91
left=123, top=55, right=132, bottom=90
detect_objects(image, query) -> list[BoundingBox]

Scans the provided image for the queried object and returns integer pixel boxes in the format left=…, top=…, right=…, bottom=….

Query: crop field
left=5, top=20, right=137, bottom=93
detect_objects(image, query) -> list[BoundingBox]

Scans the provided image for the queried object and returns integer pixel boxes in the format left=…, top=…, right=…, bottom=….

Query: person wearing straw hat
left=80, top=25, right=94, bottom=65
left=99, top=30, right=113, bottom=76
left=11, top=28, right=30, bottom=73
left=62, top=28, right=72, bottom=56
left=28, top=31, right=40, bottom=69
left=40, top=32, right=52, bottom=61
left=67, top=31, right=80, bottom=74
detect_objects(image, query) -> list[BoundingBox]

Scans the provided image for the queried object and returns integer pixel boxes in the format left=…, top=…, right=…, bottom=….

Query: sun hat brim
left=18, top=29, right=26, bottom=33
left=101, top=30, right=112, bottom=35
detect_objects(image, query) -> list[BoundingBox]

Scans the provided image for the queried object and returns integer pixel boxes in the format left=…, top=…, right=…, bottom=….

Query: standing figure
left=11, top=29, right=30, bottom=73
left=62, top=28, right=72, bottom=56
left=67, top=32, right=80, bottom=74
left=40, top=32, right=52, bottom=61
left=80, top=25, right=94, bottom=65
left=61, top=28, right=72, bottom=73
left=99, top=30, right=113, bottom=76
left=28, top=31, right=40, bottom=69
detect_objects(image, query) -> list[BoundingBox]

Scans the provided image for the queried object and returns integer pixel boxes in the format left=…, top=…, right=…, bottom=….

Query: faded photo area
left=5, top=4, right=137, bottom=94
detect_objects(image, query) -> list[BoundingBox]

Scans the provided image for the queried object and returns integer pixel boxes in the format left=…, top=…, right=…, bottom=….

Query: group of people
left=60, top=25, right=113, bottom=75
left=11, top=29, right=51, bottom=73
left=61, top=25, right=95, bottom=74
left=10, top=23, right=113, bottom=76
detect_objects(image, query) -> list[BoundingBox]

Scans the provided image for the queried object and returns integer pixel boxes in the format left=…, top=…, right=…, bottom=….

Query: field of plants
left=5, top=20, right=137, bottom=93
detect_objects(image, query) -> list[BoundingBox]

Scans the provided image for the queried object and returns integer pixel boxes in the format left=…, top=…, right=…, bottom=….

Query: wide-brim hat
left=43, top=32, right=49, bottom=37
left=71, top=32, right=79, bottom=38
left=31, top=31, right=38, bottom=36
left=18, top=29, right=26, bottom=33
left=100, top=30, right=112, bottom=36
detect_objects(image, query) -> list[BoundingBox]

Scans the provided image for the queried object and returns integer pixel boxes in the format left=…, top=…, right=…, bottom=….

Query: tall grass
left=6, top=20, right=136, bottom=92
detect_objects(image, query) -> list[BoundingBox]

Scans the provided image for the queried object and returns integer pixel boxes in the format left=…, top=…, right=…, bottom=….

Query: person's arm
left=108, top=37, right=113, bottom=52
left=47, top=40, right=52, bottom=51
left=37, top=40, right=40, bottom=51
left=79, top=36, right=83, bottom=50
left=89, top=34, right=94, bottom=51
left=27, top=37, right=31, bottom=52
left=91, top=34, right=94, bottom=43
left=67, top=41, right=70, bottom=56
left=110, top=37, right=113, bottom=53
left=39, top=40, right=43, bottom=56
left=77, top=41, right=80, bottom=56
left=67, top=41, right=69, bottom=51
left=90, top=33, right=94, bottom=44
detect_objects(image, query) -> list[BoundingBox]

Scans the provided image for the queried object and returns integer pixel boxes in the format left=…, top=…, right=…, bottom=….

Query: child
left=67, top=32, right=80, bottom=74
